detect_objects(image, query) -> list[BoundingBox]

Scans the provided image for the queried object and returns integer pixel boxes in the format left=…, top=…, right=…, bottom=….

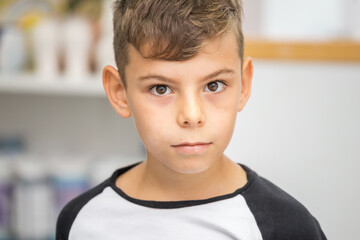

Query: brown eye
left=150, top=85, right=171, bottom=96
left=156, top=85, right=167, bottom=94
left=207, top=82, right=219, bottom=92
left=205, top=81, right=225, bottom=93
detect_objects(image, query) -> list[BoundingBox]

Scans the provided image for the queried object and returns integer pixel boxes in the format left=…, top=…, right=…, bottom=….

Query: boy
left=56, top=0, right=327, bottom=239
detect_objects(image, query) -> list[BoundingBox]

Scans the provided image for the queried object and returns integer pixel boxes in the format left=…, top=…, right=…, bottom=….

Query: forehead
left=125, top=31, right=241, bottom=82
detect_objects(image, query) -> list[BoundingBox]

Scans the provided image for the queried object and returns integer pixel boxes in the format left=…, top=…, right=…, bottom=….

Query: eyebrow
left=138, top=68, right=235, bottom=84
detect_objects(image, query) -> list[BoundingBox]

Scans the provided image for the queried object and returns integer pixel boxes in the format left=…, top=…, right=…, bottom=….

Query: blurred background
left=0, top=0, right=359, bottom=239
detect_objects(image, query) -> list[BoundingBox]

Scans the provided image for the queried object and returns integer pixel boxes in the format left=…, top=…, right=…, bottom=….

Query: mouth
left=172, top=142, right=211, bottom=147
left=171, top=142, right=212, bottom=154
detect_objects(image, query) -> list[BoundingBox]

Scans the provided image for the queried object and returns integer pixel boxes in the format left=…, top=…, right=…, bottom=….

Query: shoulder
left=240, top=164, right=327, bottom=240
left=55, top=178, right=110, bottom=240
left=55, top=163, right=139, bottom=240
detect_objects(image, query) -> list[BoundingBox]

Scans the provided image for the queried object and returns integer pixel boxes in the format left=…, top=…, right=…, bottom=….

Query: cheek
left=206, top=84, right=240, bottom=108
left=205, top=93, right=239, bottom=139
left=130, top=100, right=174, bottom=148
left=212, top=110, right=237, bottom=137
left=205, top=89, right=240, bottom=118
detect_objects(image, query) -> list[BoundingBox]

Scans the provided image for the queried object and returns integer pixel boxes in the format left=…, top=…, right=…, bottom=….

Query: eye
left=149, top=85, right=172, bottom=96
left=204, top=81, right=226, bottom=93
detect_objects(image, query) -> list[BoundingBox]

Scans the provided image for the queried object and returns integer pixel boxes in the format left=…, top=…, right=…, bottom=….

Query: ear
left=237, top=57, right=253, bottom=112
left=102, top=65, right=131, bottom=118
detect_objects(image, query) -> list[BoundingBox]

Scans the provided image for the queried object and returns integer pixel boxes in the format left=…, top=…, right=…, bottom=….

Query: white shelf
left=0, top=73, right=106, bottom=97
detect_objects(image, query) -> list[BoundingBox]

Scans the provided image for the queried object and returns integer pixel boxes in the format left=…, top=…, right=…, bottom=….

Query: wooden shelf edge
left=244, top=40, right=360, bottom=62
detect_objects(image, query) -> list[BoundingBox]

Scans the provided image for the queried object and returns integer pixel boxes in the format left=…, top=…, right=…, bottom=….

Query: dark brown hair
left=113, top=0, right=244, bottom=87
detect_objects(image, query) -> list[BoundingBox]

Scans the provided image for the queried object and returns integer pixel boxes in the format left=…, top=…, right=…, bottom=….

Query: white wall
left=242, top=0, right=360, bottom=40
left=262, top=0, right=345, bottom=40
left=226, top=60, right=360, bottom=239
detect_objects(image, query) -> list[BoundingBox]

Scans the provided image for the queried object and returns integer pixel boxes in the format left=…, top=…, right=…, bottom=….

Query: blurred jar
left=95, top=0, right=116, bottom=72
left=12, top=157, right=53, bottom=240
left=61, top=16, right=92, bottom=81
left=0, top=25, right=26, bottom=73
left=32, top=18, right=60, bottom=81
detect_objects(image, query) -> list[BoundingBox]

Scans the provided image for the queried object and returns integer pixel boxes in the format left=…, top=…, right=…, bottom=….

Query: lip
left=172, top=142, right=211, bottom=155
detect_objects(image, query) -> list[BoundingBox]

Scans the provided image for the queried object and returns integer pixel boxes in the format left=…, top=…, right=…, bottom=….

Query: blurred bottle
left=0, top=157, right=12, bottom=240
left=0, top=25, right=26, bottom=73
left=12, top=157, right=53, bottom=240
left=61, top=16, right=92, bottom=81
left=89, top=155, right=142, bottom=187
left=95, top=0, right=116, bottom=72
left=50, top=156, right=89, bottom=213
left=32, top=18, right=60, bottom=81
left=0, top=135, right=25, bottom=156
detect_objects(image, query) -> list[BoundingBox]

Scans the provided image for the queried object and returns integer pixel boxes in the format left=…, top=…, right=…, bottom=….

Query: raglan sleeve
left=241, top=171, right=327, bottom=240
left=55, top=200, right=78, bottom=240
left=55, top=179, right=110, bottom=240
left=308, top=215, right=327, bottom=240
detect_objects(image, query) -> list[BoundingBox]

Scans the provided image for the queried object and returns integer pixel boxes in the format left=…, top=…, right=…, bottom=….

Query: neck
left=135, top=154, right=245, bottom=201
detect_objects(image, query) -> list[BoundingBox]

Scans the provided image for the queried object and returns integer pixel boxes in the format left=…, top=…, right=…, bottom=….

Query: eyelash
left=148, top=80, right=228, bottom=97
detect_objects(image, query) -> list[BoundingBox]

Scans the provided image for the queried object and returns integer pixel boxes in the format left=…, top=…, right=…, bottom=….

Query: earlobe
left=102, top=65, right=131, bottom=118
left=238, top=57, right=253, bottom=112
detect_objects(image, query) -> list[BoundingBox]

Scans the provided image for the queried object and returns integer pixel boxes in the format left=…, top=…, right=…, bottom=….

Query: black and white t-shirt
left=56, top=163, right=327, bottom=240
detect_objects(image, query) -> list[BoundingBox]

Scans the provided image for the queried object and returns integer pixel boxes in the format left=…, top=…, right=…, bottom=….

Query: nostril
left=182, top=120, right=203, bottom=126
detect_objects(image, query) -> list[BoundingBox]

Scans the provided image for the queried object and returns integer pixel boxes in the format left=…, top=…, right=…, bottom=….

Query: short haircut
left=112, top=0, right=244, bottom=88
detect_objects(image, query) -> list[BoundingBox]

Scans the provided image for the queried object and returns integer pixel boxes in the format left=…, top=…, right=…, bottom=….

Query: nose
left=177, top=94, right=205, bottom=128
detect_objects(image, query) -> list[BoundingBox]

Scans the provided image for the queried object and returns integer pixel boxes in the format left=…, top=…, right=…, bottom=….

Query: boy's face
left=103, top=31, right=253, bottom=175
